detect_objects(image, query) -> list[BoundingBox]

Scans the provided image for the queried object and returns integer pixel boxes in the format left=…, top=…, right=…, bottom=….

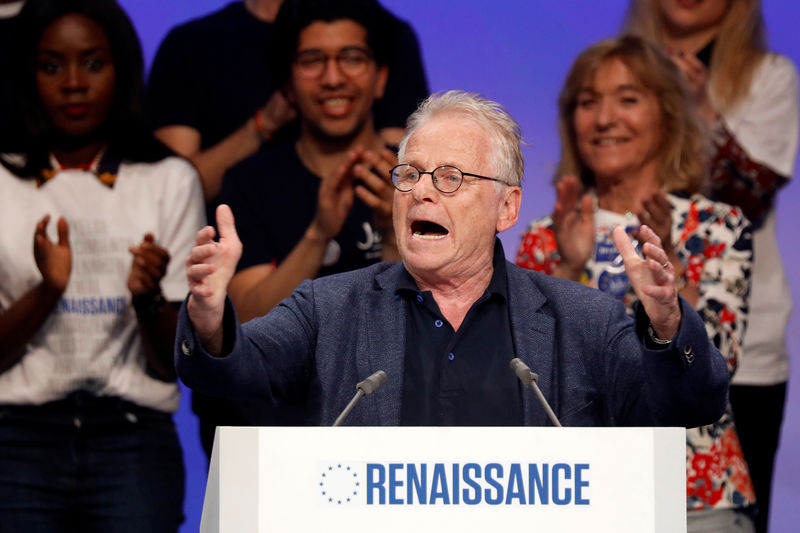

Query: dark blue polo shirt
left=397, top=240, right=523, bottom=426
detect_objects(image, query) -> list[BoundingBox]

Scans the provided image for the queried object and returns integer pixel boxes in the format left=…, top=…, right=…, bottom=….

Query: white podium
left=201, top=426, right=685, bottom=533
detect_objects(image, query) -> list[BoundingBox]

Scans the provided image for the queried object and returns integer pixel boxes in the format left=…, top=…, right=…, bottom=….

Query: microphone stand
left=332, top=370, right=387, bottom=427
left=510, top=358, right=562, bottom=427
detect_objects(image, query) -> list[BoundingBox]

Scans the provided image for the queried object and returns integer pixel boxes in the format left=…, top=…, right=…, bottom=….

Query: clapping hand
left=551, top=176, right=594, bottom=280
left=310, top=150, right=361, bottom=242
left=666, top=47, right=717, bottom=124
left=33, top=214, right=71, bottom=294
left=128, top=233, right=170, bottom=296
left=636, top=190, right=676, bottom=260
left=353, top=147, right=398, bottom=258
left=352, top=147, right=397, bottom=226
left=310, top=146, right=397, bottom=245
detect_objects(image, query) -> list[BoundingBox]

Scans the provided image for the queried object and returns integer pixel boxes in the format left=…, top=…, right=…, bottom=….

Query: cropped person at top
left=516, top=35, right=755, bottom=533
left=625, top=3, right=798, bottom=530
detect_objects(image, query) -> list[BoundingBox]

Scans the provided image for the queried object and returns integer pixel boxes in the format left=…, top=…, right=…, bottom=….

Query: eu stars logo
left=318, top=463, right=365, bottom=506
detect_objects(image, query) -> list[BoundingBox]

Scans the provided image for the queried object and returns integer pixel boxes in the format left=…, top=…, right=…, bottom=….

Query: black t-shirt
left=145, top=1, right=428, bottom=146
left=146, top=2, right=275, bottom=150
left=373, top=13, right=428, bottom=130
left=220, top=141, right=384, bottom=276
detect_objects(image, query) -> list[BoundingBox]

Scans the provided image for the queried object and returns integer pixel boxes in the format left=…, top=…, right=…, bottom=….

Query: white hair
left=397, top=90, right=525, bottom=187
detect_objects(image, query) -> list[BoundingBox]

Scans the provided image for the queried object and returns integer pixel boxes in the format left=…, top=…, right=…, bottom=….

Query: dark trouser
left=0, top=392, right=185, bottom=533
left=729, top=383, right=787, bottom=533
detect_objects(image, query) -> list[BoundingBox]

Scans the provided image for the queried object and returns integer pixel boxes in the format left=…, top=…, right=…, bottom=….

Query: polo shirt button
left=434, top=319, right=443, bottom=328
left=416, top=294, right=423, bottom=303
left=181, top=340, right=191, bottom=356
left=448, top=352, right=455, bottom=361
left=683, top=344, right=695, bottom=365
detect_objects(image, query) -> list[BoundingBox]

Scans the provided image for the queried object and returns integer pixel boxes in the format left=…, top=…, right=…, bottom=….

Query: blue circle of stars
left=319, top=464, right=360, bottom=504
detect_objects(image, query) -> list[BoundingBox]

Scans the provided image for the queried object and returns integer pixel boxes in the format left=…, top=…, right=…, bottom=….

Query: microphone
left=332, top=370, right=388, bottom=427
left=509, top=358, right=562, bottom=427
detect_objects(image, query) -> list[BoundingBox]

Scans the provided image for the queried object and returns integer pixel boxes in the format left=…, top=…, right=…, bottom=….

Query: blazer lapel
left=506, top=264, right=559, bottom=427
left=357, top=264, right=407, bottom=425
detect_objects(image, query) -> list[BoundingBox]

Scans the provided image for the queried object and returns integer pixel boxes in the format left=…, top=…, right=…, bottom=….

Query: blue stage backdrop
left=118, top=1, right=800, bottom=531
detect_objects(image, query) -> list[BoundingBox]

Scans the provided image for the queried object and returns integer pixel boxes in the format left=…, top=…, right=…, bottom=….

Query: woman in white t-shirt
left=0, top=0, right=204, bottom=531
left=516, top=36, right=755, bottom=533
left=625, top=2, right=799, bottom=532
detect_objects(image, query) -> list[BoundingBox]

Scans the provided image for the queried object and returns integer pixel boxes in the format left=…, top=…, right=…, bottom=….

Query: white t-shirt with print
left=0, top=156, right=205, bottom=412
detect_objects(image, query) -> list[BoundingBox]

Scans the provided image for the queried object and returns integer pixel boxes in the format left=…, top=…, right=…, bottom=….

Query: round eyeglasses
left=390, top=164, right=510, bottom=194
left=293, top=47, right=374, bottom=79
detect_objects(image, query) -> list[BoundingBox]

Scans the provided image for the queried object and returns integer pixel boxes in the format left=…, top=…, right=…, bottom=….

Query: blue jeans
left=0, top=392, right=185, bottom=533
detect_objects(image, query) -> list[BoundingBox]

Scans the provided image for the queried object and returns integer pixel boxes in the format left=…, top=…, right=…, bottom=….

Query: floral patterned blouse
left=516, top=192, right=756, bottom=511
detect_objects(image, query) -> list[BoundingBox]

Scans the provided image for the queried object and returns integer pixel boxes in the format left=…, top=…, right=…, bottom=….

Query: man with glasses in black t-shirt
left=223, top=0, right=400, bottom=322
left=146, top=0, right=427, bottom=208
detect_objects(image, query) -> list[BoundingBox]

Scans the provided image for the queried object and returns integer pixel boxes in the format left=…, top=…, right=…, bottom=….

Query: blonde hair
left=557, top=35, right=708, bottom=194
left=399, top=90, right=525, bottom=187
left=624, top=0, right=767, bottom=111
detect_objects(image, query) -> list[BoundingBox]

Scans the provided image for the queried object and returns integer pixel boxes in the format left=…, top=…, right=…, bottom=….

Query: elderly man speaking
left=176, top=91, right=727, bottom=428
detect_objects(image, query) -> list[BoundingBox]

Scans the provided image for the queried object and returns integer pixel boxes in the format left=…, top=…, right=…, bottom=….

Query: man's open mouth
left=411, top=220, right=449, bottom=239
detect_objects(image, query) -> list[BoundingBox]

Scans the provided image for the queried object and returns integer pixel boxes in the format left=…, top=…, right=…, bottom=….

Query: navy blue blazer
left=176, top=260, right=728, bottom=428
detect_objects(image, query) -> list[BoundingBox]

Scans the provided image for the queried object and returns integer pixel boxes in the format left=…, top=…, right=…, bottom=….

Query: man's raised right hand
left=186, top=204, right=242, bottom=355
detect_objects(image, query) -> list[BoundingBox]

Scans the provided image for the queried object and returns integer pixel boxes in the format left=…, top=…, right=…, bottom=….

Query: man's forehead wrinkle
left=401, top=154, right=472, bottom=170
left=405, top=138, right=487, bottom=168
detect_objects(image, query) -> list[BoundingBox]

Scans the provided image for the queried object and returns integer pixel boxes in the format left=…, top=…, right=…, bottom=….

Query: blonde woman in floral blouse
left=516, top=36, right=755, bottom=533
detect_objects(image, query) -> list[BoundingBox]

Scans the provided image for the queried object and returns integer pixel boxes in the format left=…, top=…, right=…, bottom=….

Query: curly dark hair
left=269, top=0, right=393, bottom=89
